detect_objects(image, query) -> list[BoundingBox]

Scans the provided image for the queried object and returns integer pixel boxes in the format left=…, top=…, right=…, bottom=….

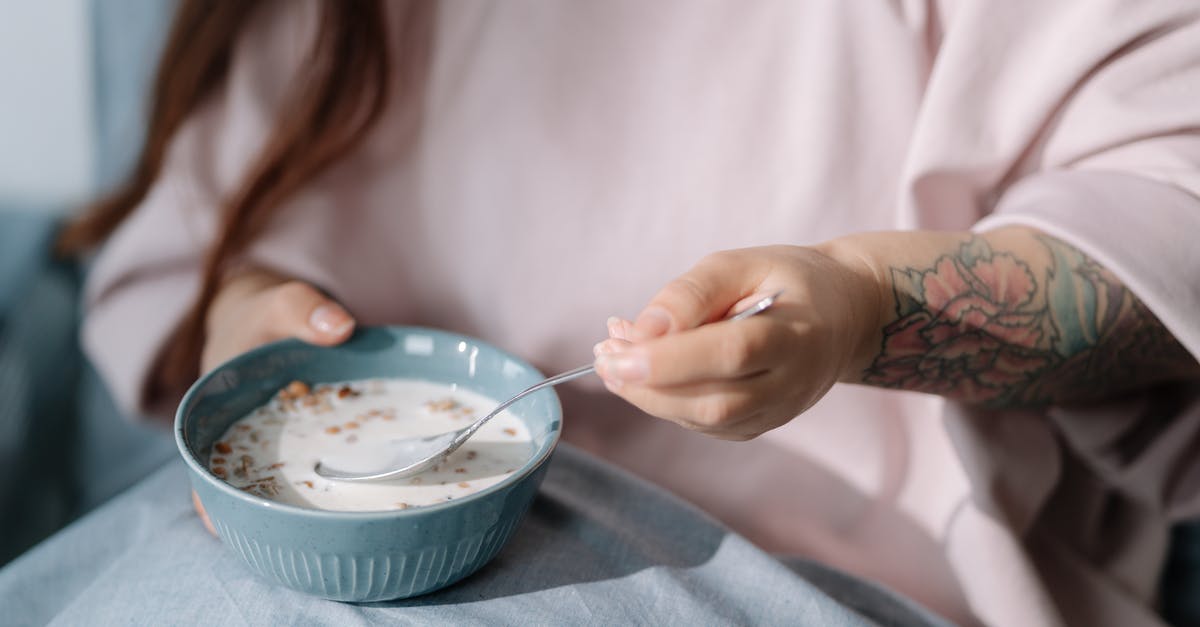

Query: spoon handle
left=452, top=364, right=593, bottom=447
left=455, top=290, right=782, bottom=446
left=485, top=364, right=594, bottom=423
left=729, top=290, right=783, bottom=321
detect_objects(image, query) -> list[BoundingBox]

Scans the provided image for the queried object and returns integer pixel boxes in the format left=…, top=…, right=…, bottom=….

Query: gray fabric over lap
left=0, top=444, right=951, bottom=626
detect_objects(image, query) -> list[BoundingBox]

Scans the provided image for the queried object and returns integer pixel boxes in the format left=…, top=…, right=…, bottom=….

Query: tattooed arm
left=831, top=226, right=1199, bottom=406
left=594, top=226, right=1199, bottom=439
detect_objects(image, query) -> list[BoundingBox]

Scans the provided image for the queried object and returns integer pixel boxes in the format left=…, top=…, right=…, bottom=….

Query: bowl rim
left=174, top=325, right=563, bottom=520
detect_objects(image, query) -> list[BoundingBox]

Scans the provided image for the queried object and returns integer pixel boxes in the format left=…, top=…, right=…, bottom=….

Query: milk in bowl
left=208, top=377, right=535, bottom=511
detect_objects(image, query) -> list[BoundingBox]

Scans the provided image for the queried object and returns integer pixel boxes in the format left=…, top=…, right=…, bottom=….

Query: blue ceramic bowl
left=175, top=326, right=561, bottom=602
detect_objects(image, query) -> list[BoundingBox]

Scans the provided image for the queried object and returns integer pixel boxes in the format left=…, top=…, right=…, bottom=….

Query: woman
left=63, top=1, right=1200, bottom=624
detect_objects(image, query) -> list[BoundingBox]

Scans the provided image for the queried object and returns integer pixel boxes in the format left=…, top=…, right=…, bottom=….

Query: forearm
left=820, top=226, right=1199, bottom=406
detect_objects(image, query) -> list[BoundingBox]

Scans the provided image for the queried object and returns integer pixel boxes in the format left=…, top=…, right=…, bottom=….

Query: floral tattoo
left=863, top=235, right=1196, bottom=406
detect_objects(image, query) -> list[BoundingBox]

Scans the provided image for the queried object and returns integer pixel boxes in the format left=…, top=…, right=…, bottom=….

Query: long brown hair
left=60, top=0, right=426, bottom=404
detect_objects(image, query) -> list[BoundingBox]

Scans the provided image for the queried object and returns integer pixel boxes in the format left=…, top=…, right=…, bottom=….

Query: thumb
left=264, top=281, right=356, bottom=346
left=631, top=251, right=764, bottom=341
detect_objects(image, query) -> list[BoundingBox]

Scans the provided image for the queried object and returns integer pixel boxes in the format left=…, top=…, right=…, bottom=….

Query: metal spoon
left=314, top=291, right=782, bottom=482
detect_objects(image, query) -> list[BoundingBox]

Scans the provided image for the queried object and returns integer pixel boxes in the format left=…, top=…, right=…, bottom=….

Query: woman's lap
left=0, top=443, right=950, bottom=626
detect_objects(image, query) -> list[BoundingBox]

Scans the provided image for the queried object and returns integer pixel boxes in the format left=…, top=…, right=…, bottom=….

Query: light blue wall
left=89, top=0, right=175, bottom=193
left=0, top=0, right=173, bottom=213
left=0, top=1, right=94, bottom=211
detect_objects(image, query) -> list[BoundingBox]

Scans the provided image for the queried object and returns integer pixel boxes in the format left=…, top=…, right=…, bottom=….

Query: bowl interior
left=176, top=326, right=562, bottom=508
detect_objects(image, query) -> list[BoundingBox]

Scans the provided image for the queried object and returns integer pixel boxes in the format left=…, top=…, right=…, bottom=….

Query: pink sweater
left=84, top=2, right=1200, bottom=625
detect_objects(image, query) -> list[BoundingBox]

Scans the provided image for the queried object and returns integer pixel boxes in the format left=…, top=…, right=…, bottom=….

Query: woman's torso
left=242, top=2, right=983, bottom=620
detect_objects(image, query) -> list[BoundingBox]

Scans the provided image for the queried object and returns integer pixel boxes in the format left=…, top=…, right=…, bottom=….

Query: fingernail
left=606, top=316, right=626, bottom=340
left=309, top=304, right=354, bottom=335
left=632, top=307, right=671, bottom=341
left=595, top=353, right=648, bottom=383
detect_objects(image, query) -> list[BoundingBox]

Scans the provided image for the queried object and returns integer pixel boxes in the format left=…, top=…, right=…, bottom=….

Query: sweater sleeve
left=906, top=0, right=1200, bottom=362
left=950, top=1, right=1200, bottom=517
